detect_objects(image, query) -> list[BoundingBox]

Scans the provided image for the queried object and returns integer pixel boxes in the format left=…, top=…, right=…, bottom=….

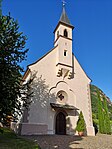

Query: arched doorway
left=55, top=112, right=66, bottom=135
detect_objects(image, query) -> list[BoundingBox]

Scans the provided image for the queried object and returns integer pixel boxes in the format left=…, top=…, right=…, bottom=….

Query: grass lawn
left=0, top=128, right=40, bottom=149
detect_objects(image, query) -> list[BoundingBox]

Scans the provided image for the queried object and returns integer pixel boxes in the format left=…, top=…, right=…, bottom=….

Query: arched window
left=64, top=29, right=68, bottom=38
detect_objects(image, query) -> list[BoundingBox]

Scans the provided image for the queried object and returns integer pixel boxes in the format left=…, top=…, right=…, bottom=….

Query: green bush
left=75, top=111, right=86, bottom=132
left=0, top=127, right=4, bottom=134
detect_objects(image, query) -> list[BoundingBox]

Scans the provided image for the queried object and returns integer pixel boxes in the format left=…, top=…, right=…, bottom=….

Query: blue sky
left=2, top=0, right=112, bottom=100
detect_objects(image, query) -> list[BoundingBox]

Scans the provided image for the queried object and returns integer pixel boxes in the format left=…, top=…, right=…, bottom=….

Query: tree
left=103, top=97, right=111, bottom=134
left=75, top=111, right=86, bottom=136
left=97, top=89, right=111, bottom=134
left=0, top=13, right=30, bottom=125
left=97, top=89, right=104, bottom=133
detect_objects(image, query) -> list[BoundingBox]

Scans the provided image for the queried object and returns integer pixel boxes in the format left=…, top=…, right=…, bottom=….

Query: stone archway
left=55, top=112, right=66, bottom=135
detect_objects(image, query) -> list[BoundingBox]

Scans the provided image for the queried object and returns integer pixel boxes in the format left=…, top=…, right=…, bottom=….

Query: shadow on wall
left=66, top=110, right=79, bottom=135
left=22, top=72, right=56, bottom=123
left=32, top=74, right=56, bottom=108
left=66, top=116, right=73, bottom=134
left=21, top=72, right=81, bottom=135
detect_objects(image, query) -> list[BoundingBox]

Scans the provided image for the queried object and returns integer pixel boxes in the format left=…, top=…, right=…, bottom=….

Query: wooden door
left=56, top=112, right=66, bottom=135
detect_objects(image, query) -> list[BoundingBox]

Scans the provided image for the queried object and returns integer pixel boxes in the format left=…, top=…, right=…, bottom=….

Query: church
left=16, top=5, right=95, bottom=136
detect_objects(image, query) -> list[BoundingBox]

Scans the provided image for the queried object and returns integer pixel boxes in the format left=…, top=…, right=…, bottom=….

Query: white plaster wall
left=24, top=45, right=94, bottom=135
left=65, top=56, right=94, bottom=135
left=54, top=23, right=73, bottom=67
left=56, top=37, right=72, bottom=67
left=28, top=47, right=59, bottom=130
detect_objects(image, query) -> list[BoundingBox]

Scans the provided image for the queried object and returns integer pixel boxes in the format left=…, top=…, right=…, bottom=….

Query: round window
left=57, top=90, right=68, bottom=103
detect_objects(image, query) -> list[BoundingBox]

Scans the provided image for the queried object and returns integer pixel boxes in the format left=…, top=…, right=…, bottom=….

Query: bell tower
left=54, top=4, right=74, bottom=79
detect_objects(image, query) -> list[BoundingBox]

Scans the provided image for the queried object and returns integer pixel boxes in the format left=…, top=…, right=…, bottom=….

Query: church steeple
left=54, top=4, right=74, bottom=35
left=54, top=3, right=74, bottom=79
left=59, top=5, right=71, bottom=26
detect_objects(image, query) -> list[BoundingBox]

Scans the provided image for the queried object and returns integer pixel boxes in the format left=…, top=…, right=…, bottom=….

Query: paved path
left=23, top=134, right=112, bottom=149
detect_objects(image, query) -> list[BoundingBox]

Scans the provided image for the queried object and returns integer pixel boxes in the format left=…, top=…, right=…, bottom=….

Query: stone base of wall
left=11, top=123, right=95, bottom=136
left=11, top=123, right=48, bottom=135
left=87, top=126, right=95, bottom=136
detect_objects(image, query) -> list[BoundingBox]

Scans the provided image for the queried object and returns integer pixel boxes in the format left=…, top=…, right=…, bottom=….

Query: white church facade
left=17, top=6, right=95, bottom=136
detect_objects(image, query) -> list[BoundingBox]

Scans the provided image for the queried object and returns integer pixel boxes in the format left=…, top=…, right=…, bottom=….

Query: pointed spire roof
left=54, top=3, right=74, bottom=33
left=59, top=5, right=71, bottom=25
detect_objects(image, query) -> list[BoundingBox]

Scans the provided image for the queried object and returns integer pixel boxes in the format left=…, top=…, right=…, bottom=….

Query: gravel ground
left=23, top=134, right=112, bottom=149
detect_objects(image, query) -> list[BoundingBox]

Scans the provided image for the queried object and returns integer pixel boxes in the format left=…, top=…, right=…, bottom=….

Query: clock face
left=57, top=91, right=68, bottom=104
